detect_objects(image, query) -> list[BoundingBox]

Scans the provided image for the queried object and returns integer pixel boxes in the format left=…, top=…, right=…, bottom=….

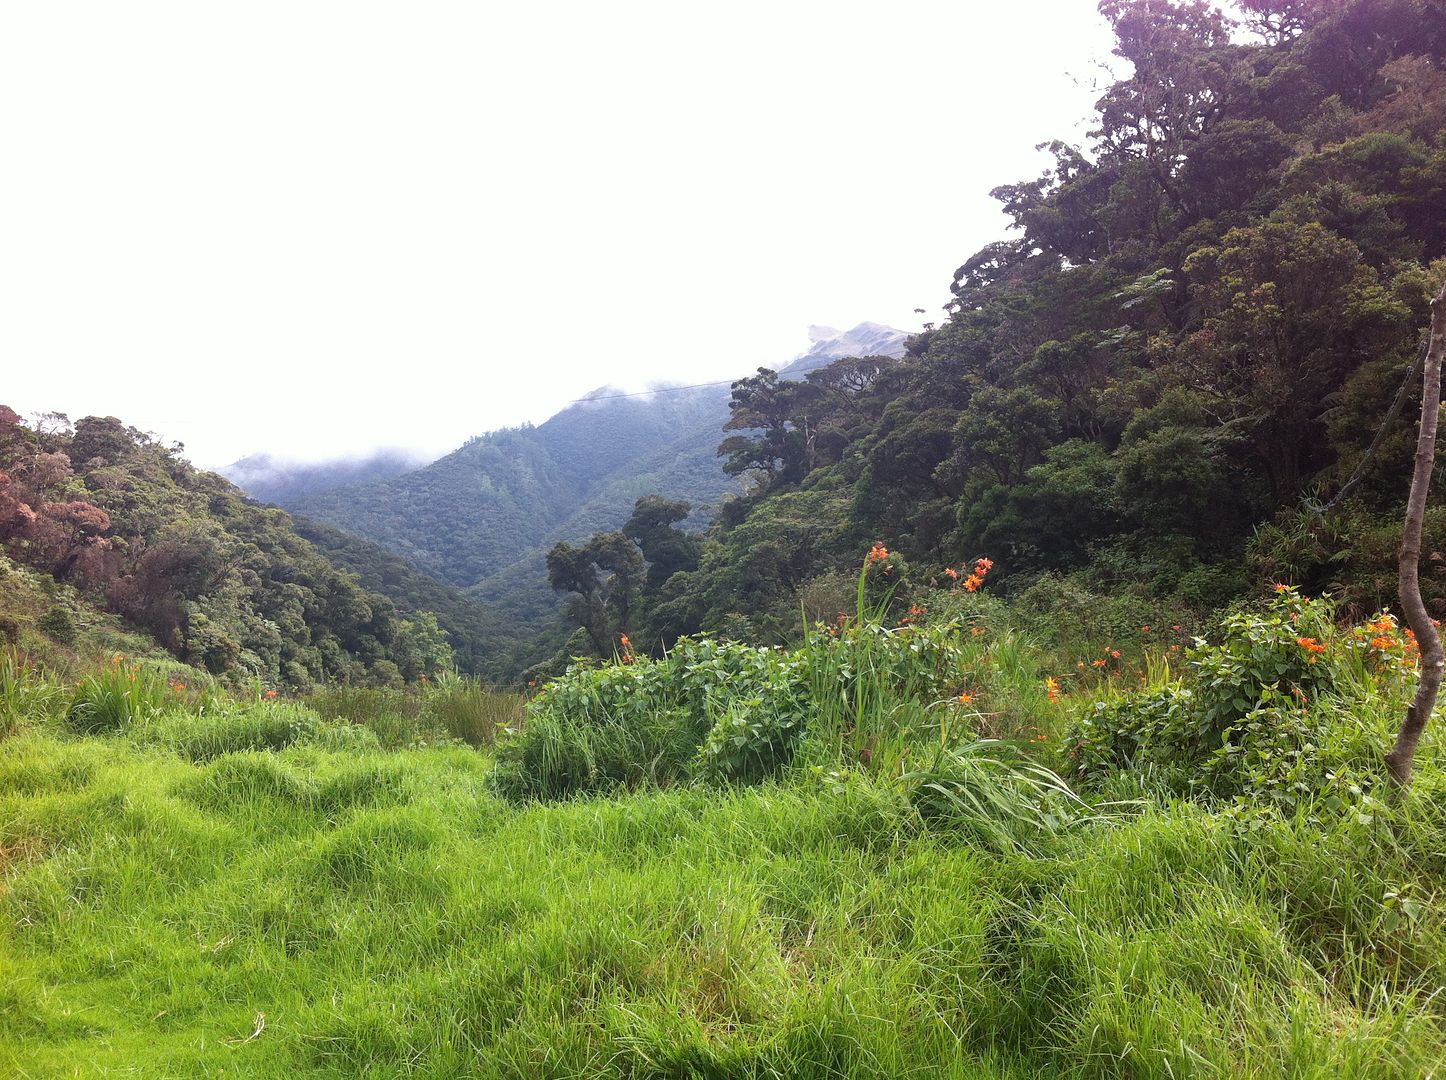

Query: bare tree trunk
left=1387, top=280, right=1446, bottom=787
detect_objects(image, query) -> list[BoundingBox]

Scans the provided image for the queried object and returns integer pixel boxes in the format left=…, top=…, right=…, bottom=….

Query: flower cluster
left=1045, top=675, right=1062, bottom=703
left=1351, top=611, right=1428, bottom=673
left=964, top=557, right=993, bottom=593
left=899, top=603, right=927, bottom=627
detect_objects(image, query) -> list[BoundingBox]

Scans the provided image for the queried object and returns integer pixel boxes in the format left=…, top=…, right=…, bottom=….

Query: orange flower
left=974, top=557, right=994, bottom=574
left=1370, top=636, right=1395, bottom=652
left=867, top=543, right=890, bottom=564
left=1171, top=624, right=1182, bottom=631
left=1273, top=583, right=1290, bottom=593
left=1140, top=626, right=1150, bottom=633
left=1296, top=637, right=1327, bottom=655
left=1110, top=650, right=1121, bottom=659
left=957, top=692, right=975, bottom=706
left=263, top=689, right=278, bottom=700
left=970, top=625, right=985, bottom=637
left=964, top=574, right=984, bottom=592
left=1045, top=676, right=1061, bottom=703
left=619, top=633, right=631, bottom=648
left=943, top=566, right=959, bottom=580
left=1092, top=658, right=1107, bottom=668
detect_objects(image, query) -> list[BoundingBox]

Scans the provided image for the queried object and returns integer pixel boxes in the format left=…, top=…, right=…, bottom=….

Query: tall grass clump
left=66, top=659, right=172, bottom=733
left=307, top=684, right=437, bottom=749
left=0, top=647, right=63, bottom=737
left=421, top=671, right=522, bottom=747
left=900, top=737, right=1091, bottom=853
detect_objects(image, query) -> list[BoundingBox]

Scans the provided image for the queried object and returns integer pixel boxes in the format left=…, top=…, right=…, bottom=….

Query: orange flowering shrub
left=1066, top=586, right=1396, bottom=807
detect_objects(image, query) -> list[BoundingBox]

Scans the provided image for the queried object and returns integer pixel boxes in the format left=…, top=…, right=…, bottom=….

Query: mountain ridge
left=234, top=323, right=908, bottom=663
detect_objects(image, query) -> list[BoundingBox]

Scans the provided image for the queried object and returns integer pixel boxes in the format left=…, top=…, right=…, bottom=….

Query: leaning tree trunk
left=1387, top=279, right=1446, bottom=787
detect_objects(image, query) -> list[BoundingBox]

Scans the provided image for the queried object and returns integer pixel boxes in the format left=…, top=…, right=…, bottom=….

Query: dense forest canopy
left=0, top=409, right=451, bottom=687
left=542, top=0, right=1446, bottom=667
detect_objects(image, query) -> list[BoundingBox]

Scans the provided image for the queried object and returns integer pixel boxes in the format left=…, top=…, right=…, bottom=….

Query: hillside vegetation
left=0, top=410, right=454, bottom=689
left=253, top=327, right=907, bottom=669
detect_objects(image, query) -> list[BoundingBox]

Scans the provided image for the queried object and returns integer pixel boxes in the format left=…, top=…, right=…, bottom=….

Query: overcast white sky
left=1, top=1, right=1119, bottom=468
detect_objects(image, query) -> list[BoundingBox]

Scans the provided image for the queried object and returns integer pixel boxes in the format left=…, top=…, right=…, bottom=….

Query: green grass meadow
left=3, top=584, right=1446, bottom=1077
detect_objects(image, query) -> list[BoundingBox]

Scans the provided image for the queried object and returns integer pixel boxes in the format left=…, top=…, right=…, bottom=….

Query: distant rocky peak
left=785, top=321, right=910, bottom=376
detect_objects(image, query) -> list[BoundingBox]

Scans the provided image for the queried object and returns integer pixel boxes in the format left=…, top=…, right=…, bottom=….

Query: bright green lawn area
left=3, top=727, right=1444, bottom=1078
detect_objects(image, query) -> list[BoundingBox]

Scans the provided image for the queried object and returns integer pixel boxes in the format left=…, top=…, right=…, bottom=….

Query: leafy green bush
left=1065, top=587, right=1400, bottom=806
left=36, top=604, right=78, bottom=646
left=493, top=637, right=808, bottom=801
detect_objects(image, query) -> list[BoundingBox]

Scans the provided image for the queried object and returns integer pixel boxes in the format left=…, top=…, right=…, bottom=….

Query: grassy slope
left=3, top=718, right=1444, bottom=1077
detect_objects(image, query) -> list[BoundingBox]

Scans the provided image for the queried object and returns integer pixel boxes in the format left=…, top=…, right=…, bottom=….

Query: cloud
left=0, top=1, right=1114, bottom=468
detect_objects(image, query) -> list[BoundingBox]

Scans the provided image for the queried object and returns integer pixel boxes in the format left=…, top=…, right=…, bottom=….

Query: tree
left=1386, top=277, right=1446, bottom=787
left=622, top=495, right=700, bottom=589
left=546, top=532, right=646, bottom=655
left=718, top=368, right=823, bottom=486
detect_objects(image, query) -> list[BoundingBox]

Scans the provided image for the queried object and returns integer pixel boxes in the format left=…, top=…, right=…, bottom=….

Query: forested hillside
left=286, top=388, right=732, bottom=589
left=290, top=516, right=542, bottom=681
left=220, top=449, right=432, bottom=505
left=0, top=409, right=451, bottom=687
left=546, top=0, right=1446, bottom=660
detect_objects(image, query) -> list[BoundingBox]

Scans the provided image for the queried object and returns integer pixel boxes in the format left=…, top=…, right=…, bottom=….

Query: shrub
left=37, top=604, right=78, bottom=646
left=1066, top=587, right=1394, bottom=807
left=67, top=661, right=172, bottom=733
left=493, top=638, right=808, bottom=801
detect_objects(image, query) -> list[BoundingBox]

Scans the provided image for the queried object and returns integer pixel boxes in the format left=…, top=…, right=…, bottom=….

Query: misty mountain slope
left=284, top=387, right=733, bottom=590
left=278, top=324, right=910, bottom=629
left=220, top=448, right=433, bottom=504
